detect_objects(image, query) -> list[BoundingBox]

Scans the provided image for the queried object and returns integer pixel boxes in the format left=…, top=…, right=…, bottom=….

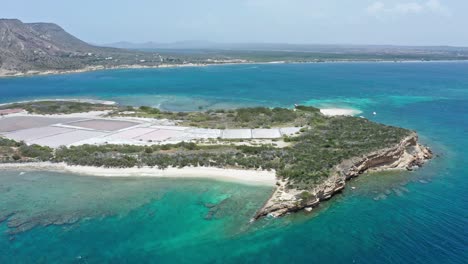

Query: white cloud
left=394, top=3, right=424, bottom=14
left=367, top=2, right=386, bottom=15
left=366, top=0, right=451, bottom=17
left=425, top=0, right=451, bottom=16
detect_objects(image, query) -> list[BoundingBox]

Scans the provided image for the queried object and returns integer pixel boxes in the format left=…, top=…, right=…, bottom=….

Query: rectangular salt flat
left=0, top=116, right=82, bottom=133
left=252, top=129, right=282, bottom=139
left=106, top=128, right=158, bottom=140
left=170, top=132, right=220, bottom=141
left=66, top=119, right=139, bottom=131
left=186, top=128, right=222, bottom=136
left=30, top=130, right=107, bottom=148
left=149, top=125, right=189, bottom=131
left=135, top=129, right=185, bottom=141
left=222, top=129, right=252, bottom=139
left=279, top=127, right=302, bottom=136
left=4, top=126, right=75, bottom=141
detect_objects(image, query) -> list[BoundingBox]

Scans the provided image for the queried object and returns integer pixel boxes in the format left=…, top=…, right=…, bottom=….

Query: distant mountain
left=2, top=18, right=468, bottom=76
left=0, top=19, right=99, bottom=72
left=26, top=22, right=97, bottom=52
left=0, top=19, right=163, bottom=75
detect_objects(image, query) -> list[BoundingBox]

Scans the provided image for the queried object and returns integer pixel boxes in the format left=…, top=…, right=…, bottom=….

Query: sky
left=2, top=0, right=468, bottom=46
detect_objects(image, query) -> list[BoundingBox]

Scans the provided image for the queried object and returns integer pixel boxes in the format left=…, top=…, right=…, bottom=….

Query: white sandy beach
left=320, top=108, right=362, bottom=116
left=0, top=162, right=277, bottom=186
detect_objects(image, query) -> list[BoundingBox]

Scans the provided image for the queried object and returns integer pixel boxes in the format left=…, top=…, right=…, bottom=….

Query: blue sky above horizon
left=2, top=0, right=467, bottom=46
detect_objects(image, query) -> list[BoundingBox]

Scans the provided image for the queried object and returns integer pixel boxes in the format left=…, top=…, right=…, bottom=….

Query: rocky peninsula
left=254, top=133, right=432, bottom=219
left=0, top=101, right=433, bottom=219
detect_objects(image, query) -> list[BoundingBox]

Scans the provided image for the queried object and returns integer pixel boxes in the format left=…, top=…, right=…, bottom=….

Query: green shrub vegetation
left=111, top=105, right=322, bottom=129
left=55, top=113, right=409, bottom=189
left=0, top=138, right=53, bottom=162
left=0, top=101, right=115, bottom=114
left=1, top=105, right=411, bottom=190
left=276, top=116, right=409, bottom=189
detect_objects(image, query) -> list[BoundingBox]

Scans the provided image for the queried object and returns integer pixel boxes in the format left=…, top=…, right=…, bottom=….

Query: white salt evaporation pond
left=0, top=115, right=302, bottom=148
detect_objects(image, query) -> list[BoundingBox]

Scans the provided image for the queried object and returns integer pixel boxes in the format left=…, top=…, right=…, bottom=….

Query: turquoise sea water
left=0, top=62, right=467, bottom=263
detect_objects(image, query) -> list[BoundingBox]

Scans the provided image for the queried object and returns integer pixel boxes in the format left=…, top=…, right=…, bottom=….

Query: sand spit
left=320, top=108, right=362, bottom=116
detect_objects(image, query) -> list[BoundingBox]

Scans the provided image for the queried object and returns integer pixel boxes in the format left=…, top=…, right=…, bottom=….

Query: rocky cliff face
left=254, top=133, right=432, bottom=219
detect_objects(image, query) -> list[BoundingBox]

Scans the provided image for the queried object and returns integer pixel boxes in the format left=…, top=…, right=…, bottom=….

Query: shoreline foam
left=0, top=162, right=277, bottom=186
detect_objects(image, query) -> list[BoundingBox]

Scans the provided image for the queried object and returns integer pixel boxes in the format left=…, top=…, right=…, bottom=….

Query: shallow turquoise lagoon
left=0, top=62, right=466, bottom=263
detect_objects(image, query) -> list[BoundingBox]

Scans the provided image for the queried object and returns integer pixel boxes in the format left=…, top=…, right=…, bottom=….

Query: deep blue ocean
left=0, top=62, right=466, bottom=263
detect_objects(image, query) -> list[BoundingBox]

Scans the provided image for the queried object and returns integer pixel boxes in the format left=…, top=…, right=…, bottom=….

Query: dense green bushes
left=112, top=105, right=320, bottom=129
left=1, top=105, right=411, bottom=190
left=276, top=116, right=410, bottom=188
left=139, top=106, right=160, bottom=114
left=50, top=114, right=410, bottom=189
left=294, top=105, right=321, bottom=113
left=54, top=143, right=280, bottom=170
left=0, top=138, right=53, bottom=162
left=0, top=138, right=22, bottom=147
left=235, top=107, right=299, bottom=124
left=0, top=101, right=115, bottom=114
left=18, top=144, right=53, bottom=161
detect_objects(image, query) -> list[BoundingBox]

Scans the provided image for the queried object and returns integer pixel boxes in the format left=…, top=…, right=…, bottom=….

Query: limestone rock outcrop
left=254, top=133, right=432, bottom=219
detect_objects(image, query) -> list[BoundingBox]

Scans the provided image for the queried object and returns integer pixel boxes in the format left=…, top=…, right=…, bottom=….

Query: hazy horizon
left=100, top=40, right=468, bottom=48
left=2, top=0, right=468, bottom=46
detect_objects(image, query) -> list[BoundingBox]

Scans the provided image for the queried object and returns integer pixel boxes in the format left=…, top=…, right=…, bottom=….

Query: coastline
left=1, top=59, right=467, bottom=79
left=254, top=132, right=433, bottom=219
left=0, top=63, right=240, bottom=78
left=0, top=98, right=361, bottom=119
left=0, top=98, right=116, bottom=107
left=0, top=162, right=277, bottom=186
